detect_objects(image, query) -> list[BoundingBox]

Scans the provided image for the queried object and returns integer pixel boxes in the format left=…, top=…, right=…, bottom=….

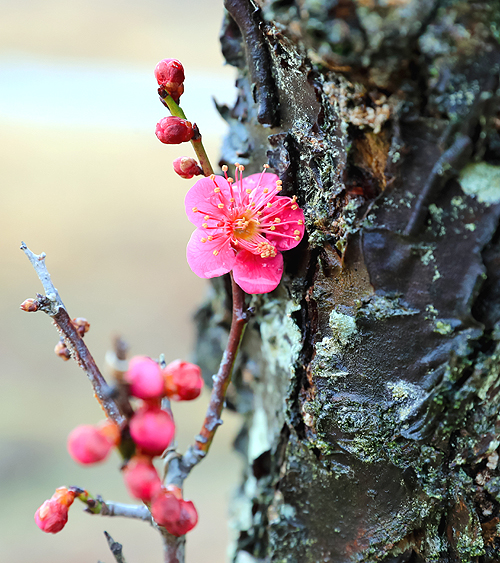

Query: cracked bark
left=197, top=1, right=500, bottom=561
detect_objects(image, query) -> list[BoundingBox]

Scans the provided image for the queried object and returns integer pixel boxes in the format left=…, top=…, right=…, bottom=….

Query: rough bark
left=197, top=1, right=500, bottom=561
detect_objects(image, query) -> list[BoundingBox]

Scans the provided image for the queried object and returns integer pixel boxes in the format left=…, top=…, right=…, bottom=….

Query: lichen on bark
left=193, top=1, right=500, bottom=561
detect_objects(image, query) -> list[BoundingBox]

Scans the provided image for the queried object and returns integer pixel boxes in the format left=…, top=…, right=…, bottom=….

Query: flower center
left=232, top=212, right=259, bottom=240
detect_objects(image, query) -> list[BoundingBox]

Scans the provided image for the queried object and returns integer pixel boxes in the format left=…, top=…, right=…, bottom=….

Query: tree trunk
left=197, top=1, right=500, bottom=561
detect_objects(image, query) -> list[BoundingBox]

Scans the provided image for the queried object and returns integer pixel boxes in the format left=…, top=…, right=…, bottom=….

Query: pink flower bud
left=124, top=356, right=164, bottom=400
left=173, top=157, right=203, bottom=179
left=123, top=456, right=162, bottom=502
left=163, top=359, right=203, bottom=401
left=154, top=59, right=185, bottom=92
left=155, top=116, right=194, bottom=144
left=151, top=487, right=198, bottom=536
left=129, top=405, right=175, bottom=456
left=34, top=487, right=76, bottom=534
left=67, top=423, right=116, bottom=465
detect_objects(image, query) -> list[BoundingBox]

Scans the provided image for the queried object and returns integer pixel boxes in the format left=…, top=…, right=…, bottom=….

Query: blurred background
left=0, top=1, right=243, bottom=561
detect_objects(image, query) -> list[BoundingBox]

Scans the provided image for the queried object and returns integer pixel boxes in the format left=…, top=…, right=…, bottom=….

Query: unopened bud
left=67, top=423, right=116, bottom=465
left=123, top=456, right=162, bottom=502
left=72, top=317, right=90, bottom=336
left=20, top=298, right=39, bottom=312
left=34, top=487, right=76, bottom=534
left=173, top=157, right=203, bottom=179
left=163, top=360, right=203, bottom=401
left=124, top=356, right=165, bottom=400
left=54, top=340, right=71, bottom=361
left=155, top=59, right=185, bottom=93
left=129, top=405, right=175, bottom=456
left=156, top=117, right=194, bottom=144
left=151, top=487, right=198, bottom=536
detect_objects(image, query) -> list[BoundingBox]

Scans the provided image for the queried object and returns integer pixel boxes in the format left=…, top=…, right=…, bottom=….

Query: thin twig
left=224, top=0, right=280, bottom=126
left=181, top=274, right=249, bottom=473
left=104, top=531, right=128, bottom=563
left=20, top=243, right=126, bottom=428
left=158, top=91, right=214, bottom=176
left=76, top=489, right=152, bottom=522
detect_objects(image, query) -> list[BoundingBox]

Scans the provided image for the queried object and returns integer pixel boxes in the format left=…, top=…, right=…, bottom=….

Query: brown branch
left=20, top=243, right=127, bottom=428
left=181, top=274, right=249, bottom=474
left=224, top=0, right=280, bottom=127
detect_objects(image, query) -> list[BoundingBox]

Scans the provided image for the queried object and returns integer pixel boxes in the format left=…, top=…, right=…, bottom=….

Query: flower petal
left=262, top=198, right=306, bottom=251
left=186, top=228, right=236, bottom=278
left=244, top=172, right=279, bottom=196
left=185, top=176, right=233, bottom=227
left=232, top=250, right=283, bottom=294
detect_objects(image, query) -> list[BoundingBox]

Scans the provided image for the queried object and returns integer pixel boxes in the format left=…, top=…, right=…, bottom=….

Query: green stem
left=160, top=92, right=214, bottom=177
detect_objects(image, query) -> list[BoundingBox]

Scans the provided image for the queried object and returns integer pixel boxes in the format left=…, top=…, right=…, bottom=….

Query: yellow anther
left=230, top=198, right=235, bottom=202
left=214, top=187, right=221, bottom=193
left=246, top=188, right=251, bottom=194
left=192, top=207, right=198, bottom=212
left=202, top=223, right=208, bottom=228
left=263, top=188, right=268, bottom=194
left=210, top=174, right=216, bottom=180
left=228, top=177, right=234, bottom=183
left=213, top=250, right=219, bottom=256
left=238, top=165, right=245, bottom=171
left=257, top=211, right=262, bottom=215
left=276, top=180, right=282, bottom=185
left=294, top=230, right=300, bottom=235
left=263, top=164, right=270, bottom=169
left=222, top=165, right=228, bottom=172
left=294, top=236, right=300, bottom=241
left=292, top=196, right=297, bottom=202
left=276, top=186, right=282, bottom=192
left=208, top=236, right=214, bottom=241
left=267, top=202, right=272, bottom=208
left=270, top=225, right=276, bottom=231
left=274, top=218, right=281, bottom=223
left=204, top=215, right=210, bottom=220
left=201, top=238, right=207, bottom=243
left=292, top=204, right=298, bottom=210
left=251, top=202, right=256, bottom=207
left=217, top=203, right=224, bottom=209
left=298, top=220, right=303, bottom=225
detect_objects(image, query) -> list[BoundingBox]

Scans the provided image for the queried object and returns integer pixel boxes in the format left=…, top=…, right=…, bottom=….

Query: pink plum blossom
left=185, top=166, right=305, bottom=294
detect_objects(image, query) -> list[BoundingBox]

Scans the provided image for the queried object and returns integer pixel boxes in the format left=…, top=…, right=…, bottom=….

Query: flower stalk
left=159, top=91, right=213, bottom=177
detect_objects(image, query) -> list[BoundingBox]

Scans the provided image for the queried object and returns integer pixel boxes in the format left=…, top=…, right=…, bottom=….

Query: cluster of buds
left=122, top=356, right=202, bottom=535
left=153, top=58, right=204, bottom=180
left=36, top=355, right=203, bottom=536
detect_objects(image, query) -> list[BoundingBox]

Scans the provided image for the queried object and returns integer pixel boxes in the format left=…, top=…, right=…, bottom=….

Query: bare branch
left=104, top=531, right=128, bottom=563
left=20, top=243, right=127, bottom=428
left=78, top=491, right=152, bottom=523
left=20, top=242, right=65, bottom=313
left=179, top=274, right=250, bottom=477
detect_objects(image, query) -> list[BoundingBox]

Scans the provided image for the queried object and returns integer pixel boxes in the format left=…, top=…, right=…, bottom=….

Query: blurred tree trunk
left=197, top=1, right=500, bottom=561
